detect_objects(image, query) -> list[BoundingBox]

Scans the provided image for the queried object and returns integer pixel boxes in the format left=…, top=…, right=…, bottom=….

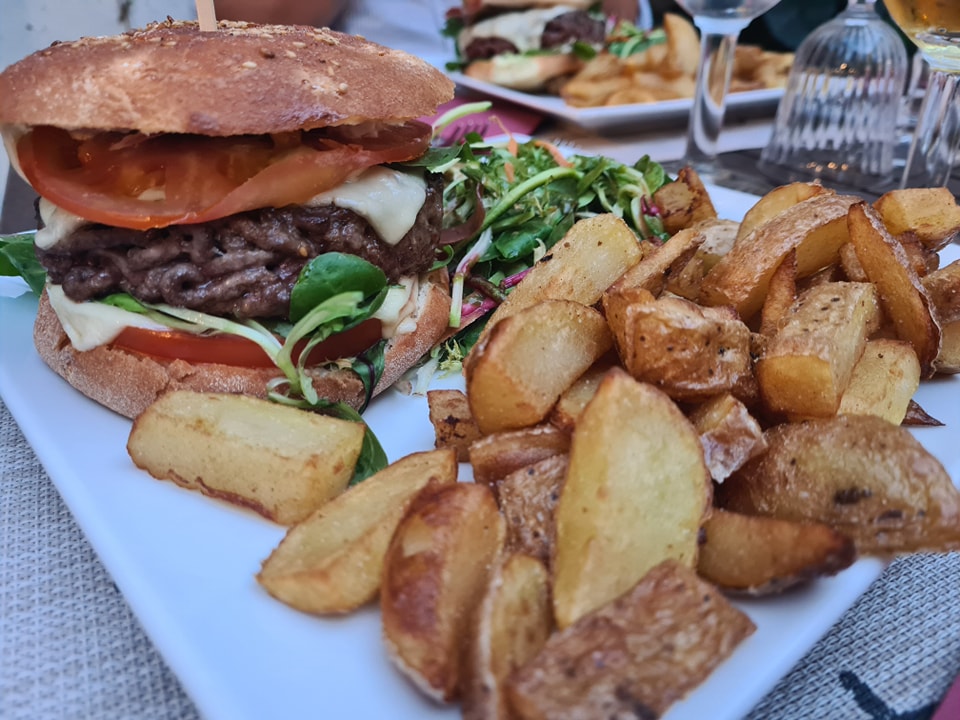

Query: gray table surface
left=2, top=396, right=959, bottom=720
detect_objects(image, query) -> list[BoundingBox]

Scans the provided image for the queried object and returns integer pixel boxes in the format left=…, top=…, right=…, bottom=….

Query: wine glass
left=671, top=0, right=784, bottom=181
left=885, top=0, right=960, bottom=187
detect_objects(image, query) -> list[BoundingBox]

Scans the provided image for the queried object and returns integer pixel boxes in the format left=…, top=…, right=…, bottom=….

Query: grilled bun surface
left=0, top=19, right=454, bottom=135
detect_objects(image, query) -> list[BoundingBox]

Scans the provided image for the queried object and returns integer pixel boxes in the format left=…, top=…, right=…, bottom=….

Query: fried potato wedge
left=465, top=300, right=613, bottom=434
left=508, top=561, right=756, bottom=720
left=837, top=339, right=920, bottom=424
left=552, top=369, right=711, bottom=628
left=660, top=13, right=700, bottom=77
left=697, top=509, right=856, bottom=595
left=463, top=553, right=552, bottom=720
left=607, top=221, right=708, bottom=297
left=756, top=282, right=881, bottom=418
left=689, top=393, right=767, bottom=482
left=652, top=166, right=718, bottom=235
left=922, top=259, right=960, bottom=373
left=548, top=355, right=618, bottom=432
left=469, top=424, right=570, bottom=490
left=759, top=249, right=797, bottom=337
left=873, top=187, right=960, bottom=250
left=717, top=414, right=960, bottom=554
left=381, top=482, right=506, bottom=702
left=127, top=391, right=364, bottom=525
left=257, top=449, right=457, bottom=614
left=605, top=288, right=753, bottom=402
left=700, top=193, right=858, bottom=319
left=736, top=181, right=831, bottom=243
left=693, top=218, right=741, bottom=272
left=848, top=201, right=941, bottom=376
left=498, top=454, right=568, bottom=567
left=428, top=389, right=481, bottom=461
left=479, top=214, right=642, bottom=340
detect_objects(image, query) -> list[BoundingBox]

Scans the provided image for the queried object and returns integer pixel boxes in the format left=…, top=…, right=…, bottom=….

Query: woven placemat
left=1, top=397, right=957, bottom=719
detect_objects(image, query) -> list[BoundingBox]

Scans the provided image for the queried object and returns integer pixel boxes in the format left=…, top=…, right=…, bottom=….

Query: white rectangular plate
left=450, top=72, right=784, bottom=131
left=1, top=185, right=957, bottom=720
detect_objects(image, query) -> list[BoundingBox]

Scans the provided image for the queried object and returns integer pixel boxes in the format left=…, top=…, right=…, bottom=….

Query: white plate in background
left=450, top=72, right=784, bottom=132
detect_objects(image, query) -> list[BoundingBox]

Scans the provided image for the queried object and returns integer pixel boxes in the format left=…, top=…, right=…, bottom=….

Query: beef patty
left=37, top=173, right=443, bottom=320
left=462, top=10, right=606, bottom=61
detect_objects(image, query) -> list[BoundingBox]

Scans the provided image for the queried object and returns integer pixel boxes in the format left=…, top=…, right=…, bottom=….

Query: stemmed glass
left=885, top=0, right=960, bottom=187
left=671, top=0, right=784, bottom=181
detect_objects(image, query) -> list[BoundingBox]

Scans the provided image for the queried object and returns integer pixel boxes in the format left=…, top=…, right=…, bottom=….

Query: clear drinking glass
left=758, top=0, right=908, bottom=186
left=886, top=0, right=960, bottom=187
left=671, top=0, right=784, bottom=181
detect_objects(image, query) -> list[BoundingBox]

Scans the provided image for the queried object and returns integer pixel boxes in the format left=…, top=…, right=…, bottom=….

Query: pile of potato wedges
left=127, top=172, right=960, bottom=719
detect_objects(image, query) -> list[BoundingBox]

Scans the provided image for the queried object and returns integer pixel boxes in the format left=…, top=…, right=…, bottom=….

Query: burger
left=0, top=19, right=455, bottom=419
left=447, top=0, right=608, bottom=91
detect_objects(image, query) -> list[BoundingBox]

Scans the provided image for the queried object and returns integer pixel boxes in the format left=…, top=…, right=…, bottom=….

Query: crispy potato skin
left=689, top=393, right=767, bottom=482
left=652, top=166, right=718, bottom=236
left=497, top=454, right=568, bottom=568
left=381, top=482, right=506, bottom=702
left=697, top=509, right=856, bottom=595
left=507, top=561, right=755, bottom=720
left=464, top=553, right=552, bottom=720
left=700, top=193, right=858, bottom=319
left=717, top=415, right=960, bottom=554
left=605, top=289, right=753, bottom=402
left=428, top=389, right=482, bottom=461
left=923, top=260, right=960, bottom=373
left=847, top=201, right=941, bottom=377
left=469, top=425, right=570, bottom=491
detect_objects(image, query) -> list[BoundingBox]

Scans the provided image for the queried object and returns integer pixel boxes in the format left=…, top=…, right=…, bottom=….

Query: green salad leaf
left=0, top=232, right=46, bottom=295
left=435, top=134, right=670, bottom=359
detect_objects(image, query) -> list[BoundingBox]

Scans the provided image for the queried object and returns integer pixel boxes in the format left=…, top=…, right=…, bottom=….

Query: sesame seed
left=285, top=50, right=297, bottom=58
left=241, top=61, right=257, bottom=69
left=292, top=41, right=306, bottom=48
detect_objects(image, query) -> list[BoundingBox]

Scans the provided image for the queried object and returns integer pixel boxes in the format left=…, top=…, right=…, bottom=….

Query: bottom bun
left=464, top=53, right=582, bottom=92
left=34, top=269, right=451, bottom=419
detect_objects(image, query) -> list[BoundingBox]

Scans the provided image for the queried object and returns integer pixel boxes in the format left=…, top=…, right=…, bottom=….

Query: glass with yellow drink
left=885, top=0, right=960, bottom=186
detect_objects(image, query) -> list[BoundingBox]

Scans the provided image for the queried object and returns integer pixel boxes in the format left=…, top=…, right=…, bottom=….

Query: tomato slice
left=18, top=122, right=432, bottom=231
left=113, top=318, right=383, bottom=368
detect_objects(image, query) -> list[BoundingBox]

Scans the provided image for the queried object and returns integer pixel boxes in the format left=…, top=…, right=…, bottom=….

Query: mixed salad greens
left=0, top=109, right=670, bottom=482
left=423, top=102, right=668, bottom=371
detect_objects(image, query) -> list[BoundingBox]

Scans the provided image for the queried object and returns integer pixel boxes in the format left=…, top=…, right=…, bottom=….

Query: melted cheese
left=46, top=284, right=167, bottom=351
left=458, top=6, right=572, bottom=54
left=306, top=167, right=427, bottom=245
left=35, top=198, right=87, bottom=250
left=373, top=276, right=418, bottom=339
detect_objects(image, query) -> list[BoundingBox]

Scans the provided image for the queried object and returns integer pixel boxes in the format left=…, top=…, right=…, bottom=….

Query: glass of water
left=672, top=0, right=784, bottom=181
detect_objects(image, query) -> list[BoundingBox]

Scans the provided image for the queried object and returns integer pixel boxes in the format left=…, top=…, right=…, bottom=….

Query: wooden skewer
left=196, top=0, right=218, bottom=32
